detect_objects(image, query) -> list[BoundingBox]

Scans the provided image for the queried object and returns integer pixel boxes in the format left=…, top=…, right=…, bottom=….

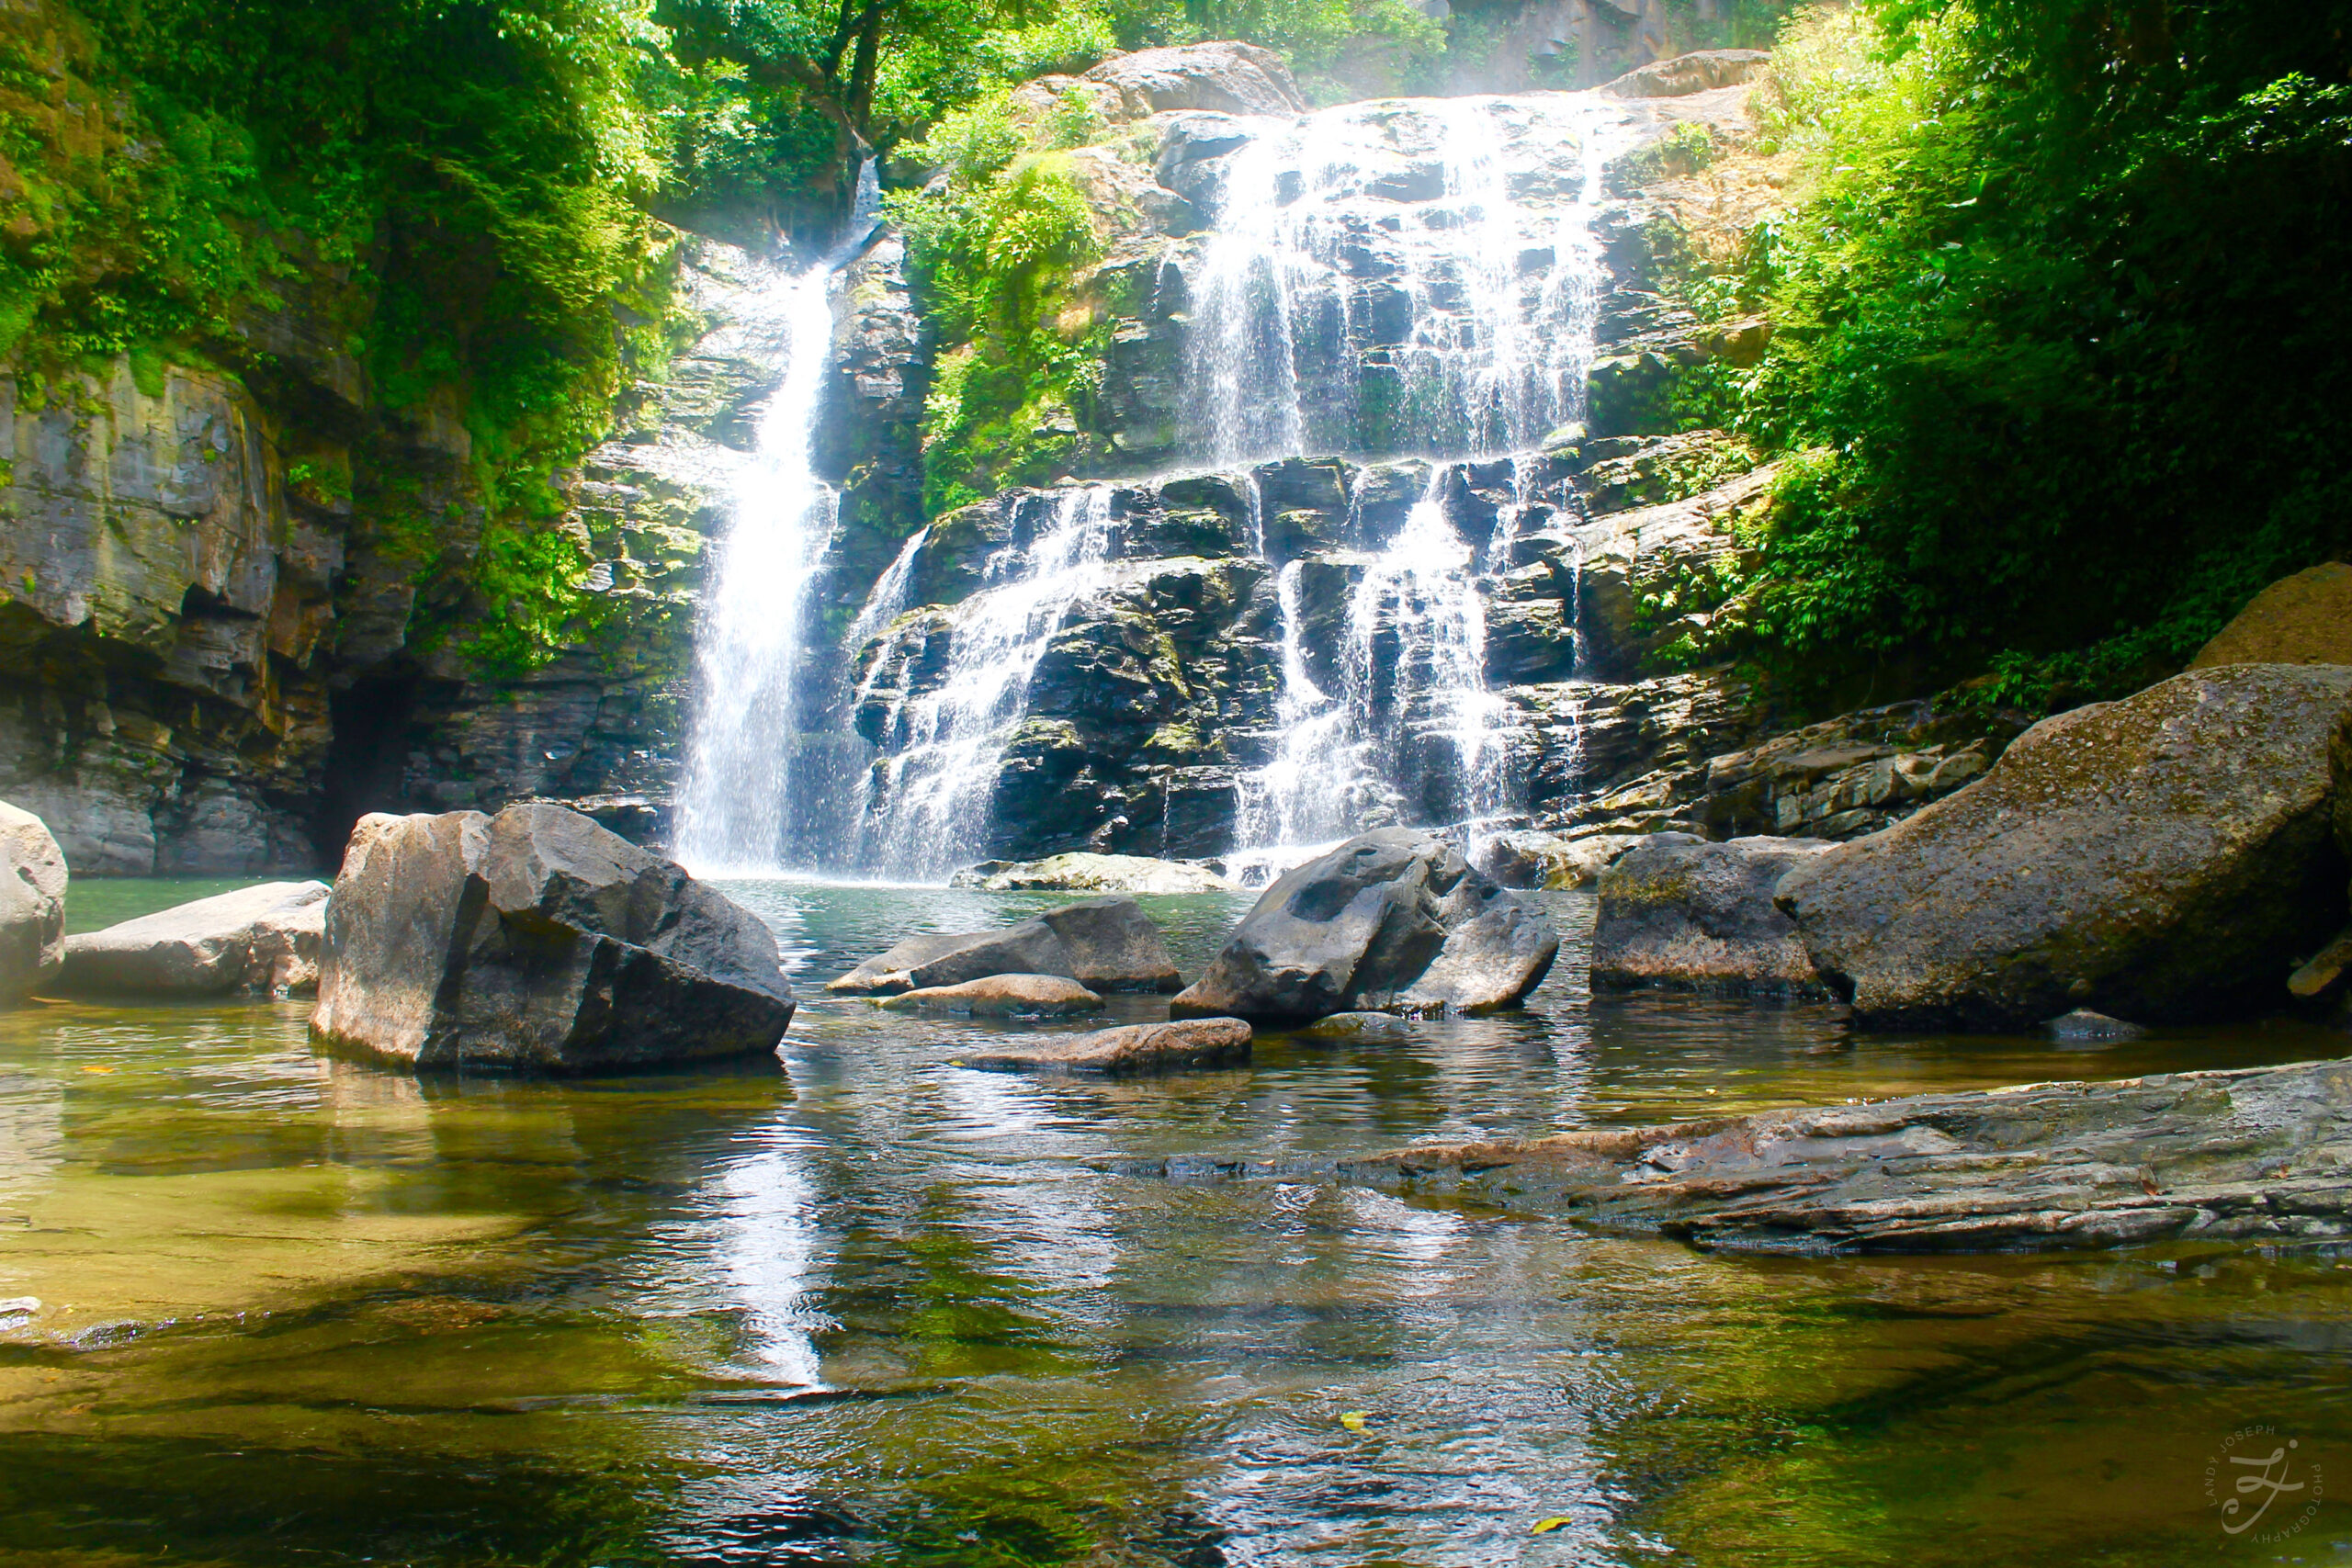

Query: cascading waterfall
left=721, top=94, right=1616, bottom=884
left=1195, top=95, right=1613, bottom=873
left=852, top=485, right=1120, bottom=881
left=674, top=167, right=880, bottom=875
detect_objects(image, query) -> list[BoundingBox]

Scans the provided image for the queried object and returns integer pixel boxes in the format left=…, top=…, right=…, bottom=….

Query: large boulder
left=1169, top=829, right=1560, bottom=1021
left=311, top=804, right=795, bottom=1074
left=1775, top=665, right=2352, bottom=1030
left=1080, top=42, right=1307, bottom=121
left=960, top=1018, right=1253, bottom=1076
left=2190, top=562, right=2352, bottom=670
left=58, top=880, right=328, bottom=998
left=826, top=897, right=1182, bottom=995
left=1592, top=834, right=1833, bottom=997
left=0, top=801, right=67, bottom=1004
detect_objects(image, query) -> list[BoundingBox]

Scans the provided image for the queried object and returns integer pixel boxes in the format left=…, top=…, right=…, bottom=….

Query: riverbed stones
left=960, top=1017, right=1252, bottom=1076
left=58, top=880, right=329, bottom=998
left=1170, top=829, right=1560, bottom=1021
left=311, top=804, right=795, bottom=1074
left=1592, top=833, right=1833, bottom=997
left=1774, top=664, right=2352, bottom=1030
left=0, top=801, right=67, bottom=1005
left=828, top=897, right=1182, bottom=995
left=877, top=974, right=1104, bottom=1018
left=2189, top=562, right=2352, bottom=670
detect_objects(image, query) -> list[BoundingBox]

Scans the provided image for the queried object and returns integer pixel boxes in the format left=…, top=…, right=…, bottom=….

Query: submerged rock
left=2045, top=1010, right=2148, bottom=1043
left=877, top=974, right=1104, bottom=1018
left=828, top=897, right=1182, bottom=995
left=1592, top=833, right=1832, bottom=997
left=1775, top=665, right=2352, bottom=1030
left=1329, top=1057, right=2352, bottom=1254
left=1170, top=829, right=1559, bottom=1021
left=311, top=804, right=795, bottom=1074
left=2190, top=562, right=2352, bottom=670
left=1295, top=1010, right=1413, bottom=1042
left=952, top=853, right=1236, bottom=895
left=960, top=1018, right=1252, bottom=1076
left=59, top=880, right=328, bottom=998
left=0, top=801, right=66, bottom=1006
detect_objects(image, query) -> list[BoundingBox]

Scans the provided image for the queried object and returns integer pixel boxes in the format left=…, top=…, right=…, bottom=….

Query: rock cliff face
left=0, top=223, right=926, bottom=873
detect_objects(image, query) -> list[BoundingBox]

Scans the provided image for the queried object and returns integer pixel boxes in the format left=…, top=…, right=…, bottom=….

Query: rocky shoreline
left=1104, top=1057, right=2352, bottom=1255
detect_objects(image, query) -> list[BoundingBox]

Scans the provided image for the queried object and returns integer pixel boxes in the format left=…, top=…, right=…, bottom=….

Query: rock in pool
left=1295, top=1010, right=1413, bottom=1042
left=0, top=800, right=66, bottom=1006
left=951, top=852, right=1235, bottom=895
left=1592, top=833, right=1832, bottom=997
left=2045, top=1009, right=2148, bottom=1043
left=958, top=1018, right=1253, bottom=1075
left=1775, top=664, right=2352, bottom=1030
left=827, top=897, right=1182, bottom=994
left=1170, top=829, right=1559, bottom=1021
left=877, top=974, right=1105, bottom=1018
left=311, top=804, right=795, bottom=1074
left=58, top=880, right=329, bottom=998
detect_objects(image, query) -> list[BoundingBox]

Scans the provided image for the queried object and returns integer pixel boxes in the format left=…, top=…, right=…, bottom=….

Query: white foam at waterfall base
left=853, top=486, right=1119, bottom=882
left=672, top=259, right=843, bottom=876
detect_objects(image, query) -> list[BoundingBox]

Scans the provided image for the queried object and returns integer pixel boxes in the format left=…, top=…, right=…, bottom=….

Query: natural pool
left=1, top=879, right=2346, bottom=1566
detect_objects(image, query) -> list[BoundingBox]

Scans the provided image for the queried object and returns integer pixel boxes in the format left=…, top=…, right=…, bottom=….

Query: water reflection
left=0, top=885, right=2344, bottom=1565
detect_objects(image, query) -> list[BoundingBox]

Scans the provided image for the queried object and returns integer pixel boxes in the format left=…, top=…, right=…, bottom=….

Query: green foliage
left=1702, top=0, right=2352, bottom=706
left=890, top=104, right=1109, bottom=508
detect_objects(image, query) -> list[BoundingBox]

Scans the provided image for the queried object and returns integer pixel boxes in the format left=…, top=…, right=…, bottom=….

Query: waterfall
left=673, top=169, right=881, bottom=876
left=671, top=260, right=843, bottom=875
left=852, top=485, right=1121, bottom=881
left=1191, top=96, right=1613, bottom=877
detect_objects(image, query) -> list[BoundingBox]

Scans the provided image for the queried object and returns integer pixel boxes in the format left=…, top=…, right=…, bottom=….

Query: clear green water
left=2, top=878, right=2347, bottom=1566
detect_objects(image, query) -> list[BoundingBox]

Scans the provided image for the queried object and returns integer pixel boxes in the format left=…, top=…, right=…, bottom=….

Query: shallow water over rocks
left=0, top=880, right=2346, bottom=1565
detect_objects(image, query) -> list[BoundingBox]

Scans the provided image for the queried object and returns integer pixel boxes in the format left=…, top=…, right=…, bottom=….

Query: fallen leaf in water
left=81, top=1066, right=113, bottom=1075
left=1339, top=1411, right=1368, bottom=1431
left=1532, top=1517, right=1572, bottom=1534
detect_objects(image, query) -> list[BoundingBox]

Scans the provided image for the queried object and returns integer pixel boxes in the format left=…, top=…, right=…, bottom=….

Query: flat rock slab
left=827, top=897, right=1183, bottom=995
left=59, top=880, right=329, bottom=998
left=877, top=974, right=1104, bottom=1017
left=959, top=1018, right=1252, bottom=1076
left=1106, top=1058, right=2352, bottom=1255
left=952, top=853, right=1235, bottom=895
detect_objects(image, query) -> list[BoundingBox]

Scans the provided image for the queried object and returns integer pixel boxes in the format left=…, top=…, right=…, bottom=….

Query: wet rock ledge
left=1109, top=1059, right=2352, bottom=1254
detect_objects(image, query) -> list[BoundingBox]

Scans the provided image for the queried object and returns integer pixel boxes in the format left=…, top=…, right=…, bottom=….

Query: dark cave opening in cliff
left=315, top=674, right=422, bottom=869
